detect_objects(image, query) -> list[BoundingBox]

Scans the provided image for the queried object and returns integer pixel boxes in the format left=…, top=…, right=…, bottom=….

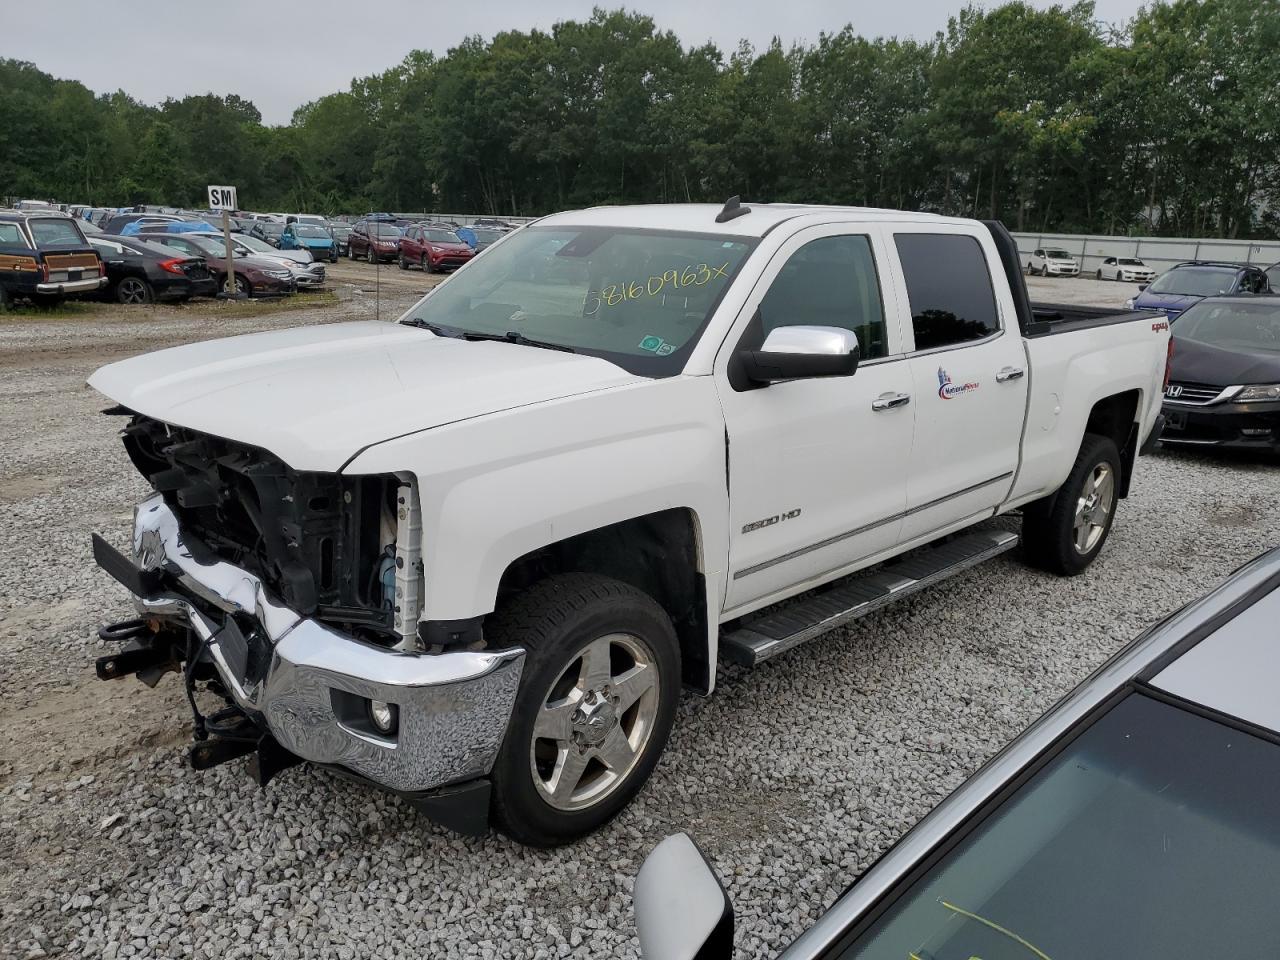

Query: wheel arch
left=1084, top=389, right=1141, bottom=498
left=491, top=507, right=714, bottom=694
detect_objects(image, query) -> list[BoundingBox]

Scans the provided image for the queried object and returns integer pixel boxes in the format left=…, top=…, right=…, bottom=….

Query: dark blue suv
left=1130, top=261, right=1271, bottom=322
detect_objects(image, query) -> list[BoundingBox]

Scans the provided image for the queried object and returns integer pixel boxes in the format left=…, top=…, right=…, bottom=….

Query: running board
left=720, top=529, right=1019, bottom=667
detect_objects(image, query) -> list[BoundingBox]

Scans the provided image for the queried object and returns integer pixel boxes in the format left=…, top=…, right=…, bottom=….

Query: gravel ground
left=2, top=268, right=1277, bottom=960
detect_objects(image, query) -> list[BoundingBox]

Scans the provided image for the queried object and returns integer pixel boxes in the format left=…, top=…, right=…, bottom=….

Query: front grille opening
left=121, top=414, right=400, bottom=644
left=320, top=537, right=334, bottom=590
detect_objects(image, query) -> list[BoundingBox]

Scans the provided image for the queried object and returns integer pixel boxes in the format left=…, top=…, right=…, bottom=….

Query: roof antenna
left=715, top=195, right=751, bottom=224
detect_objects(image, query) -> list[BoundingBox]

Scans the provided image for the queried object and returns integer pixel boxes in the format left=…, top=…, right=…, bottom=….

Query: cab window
left=895, top=233, right=1000, bottom=351
left=758, top=235, right=888, bottom=359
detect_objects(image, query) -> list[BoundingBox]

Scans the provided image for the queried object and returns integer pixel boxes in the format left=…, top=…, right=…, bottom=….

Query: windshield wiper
left=399, top=320, right=575, bottom=353
left=400, top=318, right=464, bottom=337
left=462, top=330, right=576, bottom=353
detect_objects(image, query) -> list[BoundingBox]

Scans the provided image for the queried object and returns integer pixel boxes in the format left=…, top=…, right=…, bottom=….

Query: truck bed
left=1025, top=302, right=1164, bottom=337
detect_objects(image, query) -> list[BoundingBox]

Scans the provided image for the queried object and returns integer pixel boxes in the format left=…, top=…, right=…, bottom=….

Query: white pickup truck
left=90, top=201, right=1170, bottom=846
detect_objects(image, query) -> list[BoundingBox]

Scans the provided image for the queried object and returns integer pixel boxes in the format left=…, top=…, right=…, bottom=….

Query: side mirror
left=635, top=834, right=733, bottom=960
left=1137, top=283, right=1148, bottom=291
left=740, top=325, right=860, bottom=385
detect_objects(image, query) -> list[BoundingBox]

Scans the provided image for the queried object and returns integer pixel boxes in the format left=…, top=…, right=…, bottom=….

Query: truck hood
left=89, top=321, right=644, bottom=471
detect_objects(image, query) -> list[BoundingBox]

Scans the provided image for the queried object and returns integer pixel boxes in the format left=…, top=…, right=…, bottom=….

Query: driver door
left=717, top=225, right=914, bottom=614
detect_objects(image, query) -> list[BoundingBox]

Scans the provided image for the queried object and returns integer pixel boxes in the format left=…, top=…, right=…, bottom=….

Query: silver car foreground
left=638, top=545, right=1280, bottom=959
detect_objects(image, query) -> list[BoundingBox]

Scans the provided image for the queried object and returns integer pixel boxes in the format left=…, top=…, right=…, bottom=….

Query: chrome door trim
left=733, top=471, right=1014, bottom=580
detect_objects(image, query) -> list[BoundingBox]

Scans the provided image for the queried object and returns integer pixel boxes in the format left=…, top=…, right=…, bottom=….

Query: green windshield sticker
left=638, top=335, right=665, bottom=352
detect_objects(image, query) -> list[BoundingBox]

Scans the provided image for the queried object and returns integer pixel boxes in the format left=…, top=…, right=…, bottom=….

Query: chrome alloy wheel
left=1073, top=462, right=1115, bottom=554
left=530, top=632, right=660, bottom=811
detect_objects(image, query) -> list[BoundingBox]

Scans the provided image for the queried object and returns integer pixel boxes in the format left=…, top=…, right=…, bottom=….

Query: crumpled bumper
left=104, top=494, right=524, bottom=793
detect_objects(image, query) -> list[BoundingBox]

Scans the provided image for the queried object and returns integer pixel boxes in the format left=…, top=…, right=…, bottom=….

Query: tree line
left=2, top=0, right=1277, bottom=238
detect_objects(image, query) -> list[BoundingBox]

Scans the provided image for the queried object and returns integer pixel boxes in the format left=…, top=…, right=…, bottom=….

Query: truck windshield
left=838, top=694, right=1280, bottom=960
left=400, top=225, right=756, bottom=376
left=1148, top=267, right=1238, bottom=297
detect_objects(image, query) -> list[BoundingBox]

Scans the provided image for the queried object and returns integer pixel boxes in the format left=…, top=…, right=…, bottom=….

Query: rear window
left=895, top=233, right=1000, bottom=350
left=29, top=218, right=85, bottom=247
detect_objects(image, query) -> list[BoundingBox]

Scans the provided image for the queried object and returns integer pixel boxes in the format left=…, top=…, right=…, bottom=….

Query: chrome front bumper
left=117, top=494, right=524, bottom=793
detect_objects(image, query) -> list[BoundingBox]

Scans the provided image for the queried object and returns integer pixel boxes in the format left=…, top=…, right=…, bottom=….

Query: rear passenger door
left=889, top=229, right=1029, bottom=543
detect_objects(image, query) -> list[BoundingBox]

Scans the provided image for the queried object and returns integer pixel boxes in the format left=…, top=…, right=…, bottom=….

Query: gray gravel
left=2, top=269, right=1277, bottom=959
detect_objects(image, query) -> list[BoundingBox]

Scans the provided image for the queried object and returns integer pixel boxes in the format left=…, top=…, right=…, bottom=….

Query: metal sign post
left=207, top=185, right=241, bottom=298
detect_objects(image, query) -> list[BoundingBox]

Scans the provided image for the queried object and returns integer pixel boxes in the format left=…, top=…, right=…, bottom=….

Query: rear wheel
left=485, top=574, right=680, bottom=847
left=116, top=276, right=154, bottom=305
left=1022, top=433, right=1121, bottom=576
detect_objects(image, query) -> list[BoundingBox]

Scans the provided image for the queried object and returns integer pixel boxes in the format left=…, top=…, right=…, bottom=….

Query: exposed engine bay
left=118, top=412, right=419, bottom=647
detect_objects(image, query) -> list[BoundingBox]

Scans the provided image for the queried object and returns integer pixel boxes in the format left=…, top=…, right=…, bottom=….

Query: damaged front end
left=92, top=414, right=524, bottom=835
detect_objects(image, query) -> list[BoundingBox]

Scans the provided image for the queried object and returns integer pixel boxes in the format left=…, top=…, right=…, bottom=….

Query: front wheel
left=398, top=254, right=409, bottom=270
left=366, top=247, right=376, bottom=265
left=485, top=574, right=680, bottom=847
left=1096, top=269, right=1103, bottom=280
left=234, top=274, right=252, bottom=297
left=421, top=254, right=434, bottom=274
left=1022, top=433, right=1121, bottom=575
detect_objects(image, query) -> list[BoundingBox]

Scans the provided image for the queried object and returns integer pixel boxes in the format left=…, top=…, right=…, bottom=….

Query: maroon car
left=349, top=220, right=402, bottom=264
left=398, top=224, right=475, bottom=273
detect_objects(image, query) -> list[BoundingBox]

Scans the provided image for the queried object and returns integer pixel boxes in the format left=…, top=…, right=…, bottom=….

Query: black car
left=89, top=235, right=217, bottom=304
left=327, top=222, right=352, bottom=256
left=250, top=221, right=285, bottom=247
left=1161, top=295, right=1280, bottom=452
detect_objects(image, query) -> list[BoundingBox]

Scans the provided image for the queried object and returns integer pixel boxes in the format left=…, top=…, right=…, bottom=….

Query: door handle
left=872, top=392, right=911, bottom=411
left=995, top=367, right=1025, bottom=383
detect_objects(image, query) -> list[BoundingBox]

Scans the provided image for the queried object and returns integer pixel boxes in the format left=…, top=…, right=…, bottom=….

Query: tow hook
left=95, top=619, right=181, bottom=687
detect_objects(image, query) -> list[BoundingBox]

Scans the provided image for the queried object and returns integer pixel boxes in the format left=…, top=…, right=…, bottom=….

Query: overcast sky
left=6, top=0, right=1146, bottom=126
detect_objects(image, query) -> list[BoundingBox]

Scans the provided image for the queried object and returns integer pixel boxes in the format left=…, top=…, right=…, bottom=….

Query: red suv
left=349, top=219, right=402, bottom=264
left=398, top=224, right=475, bottom=273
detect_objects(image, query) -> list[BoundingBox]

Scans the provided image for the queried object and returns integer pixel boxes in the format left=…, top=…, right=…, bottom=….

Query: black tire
left=234, top=274, right=252, bottom=298
left=116, top=276, right=154, bottom=305
left=398, top=254, right=409, bottom=271
left=485, top=573, right=680, bottom=847
left=366, top=247, right=376, bottom=265
left=421, top=254, right=434, bottom=274
left=1022, top=433, right=1121, bottom=576
left=1096, top=269, right=1103, bottom=280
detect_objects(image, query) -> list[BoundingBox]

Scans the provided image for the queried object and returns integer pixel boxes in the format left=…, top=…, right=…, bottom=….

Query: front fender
left=341, top=376, right=730, bottom=624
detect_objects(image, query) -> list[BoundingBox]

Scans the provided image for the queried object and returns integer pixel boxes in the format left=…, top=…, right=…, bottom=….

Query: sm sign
left=207, top=185, right=238, bottom=210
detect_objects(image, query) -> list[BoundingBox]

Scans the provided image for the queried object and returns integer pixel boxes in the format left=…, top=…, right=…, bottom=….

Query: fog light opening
left=369, top=699, right=398, bottom=734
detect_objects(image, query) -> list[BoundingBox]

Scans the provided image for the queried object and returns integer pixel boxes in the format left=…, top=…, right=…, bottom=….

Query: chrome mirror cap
left=760, top=324, right=860, bottom=356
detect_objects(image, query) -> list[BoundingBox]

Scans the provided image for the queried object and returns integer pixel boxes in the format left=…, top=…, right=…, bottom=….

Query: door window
left=757, top=235, right=888, bottom=359
left=895, top=233, right=1000, bottom=351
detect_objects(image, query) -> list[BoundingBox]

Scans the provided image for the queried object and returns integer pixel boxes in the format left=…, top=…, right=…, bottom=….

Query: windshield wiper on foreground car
left=400, top=318, right=575, bottom=353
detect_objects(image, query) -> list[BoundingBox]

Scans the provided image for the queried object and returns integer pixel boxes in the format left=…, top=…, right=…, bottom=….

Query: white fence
left=1011, top=231, right=1280, bottom=276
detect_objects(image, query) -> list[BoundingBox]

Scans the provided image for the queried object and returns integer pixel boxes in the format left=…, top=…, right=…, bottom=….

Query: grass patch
left=194, top=289, right=340, bottom=319
left=0, top=301, right=99, bottom=321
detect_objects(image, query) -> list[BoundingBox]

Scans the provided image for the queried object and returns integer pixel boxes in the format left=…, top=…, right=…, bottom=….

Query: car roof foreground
left=784, top=545, right=1280, bottom=959
left=536, top=202, right=983, bottom=238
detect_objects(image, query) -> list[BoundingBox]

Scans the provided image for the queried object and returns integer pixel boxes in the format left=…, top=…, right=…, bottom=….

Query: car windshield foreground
left=1147, top=266, right=1238, bottom=297
left=400, top=225, right=755, bottom=375
left=838, top=694, right=1280, bottom=959
left=1173, top=299, right=1280, bottom=353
